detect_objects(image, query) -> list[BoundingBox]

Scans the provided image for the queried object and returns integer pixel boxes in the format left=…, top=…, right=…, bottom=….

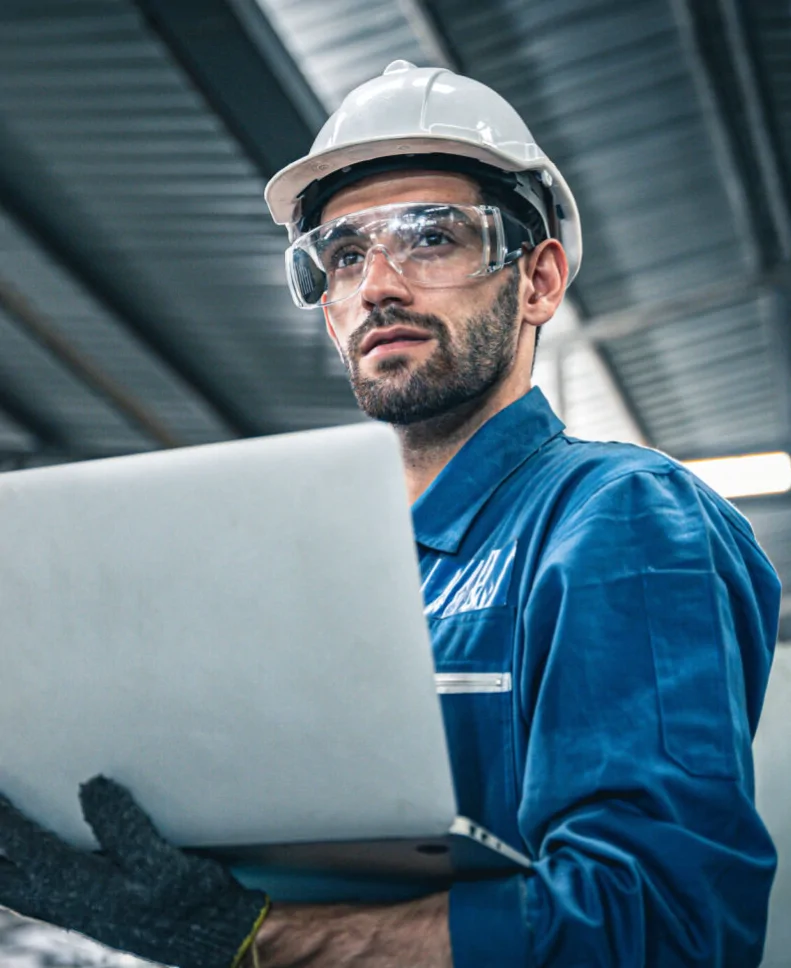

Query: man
left=0, top=61, right=781, bottom=968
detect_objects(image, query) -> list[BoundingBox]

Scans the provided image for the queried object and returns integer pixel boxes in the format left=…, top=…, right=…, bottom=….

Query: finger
left=0, top=793, right=75, bottom=872
left=79, top=776, right=184, bottom=880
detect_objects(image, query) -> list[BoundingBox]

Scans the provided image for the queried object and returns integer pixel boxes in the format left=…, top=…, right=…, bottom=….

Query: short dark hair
left=476, top=186, right=549, bottom=250
left=476, top=186, right=546, bottom=356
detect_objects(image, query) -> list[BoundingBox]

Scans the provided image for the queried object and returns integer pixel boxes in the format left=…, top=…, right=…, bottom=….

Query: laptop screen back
left=0, top=423, right=457, bottom=850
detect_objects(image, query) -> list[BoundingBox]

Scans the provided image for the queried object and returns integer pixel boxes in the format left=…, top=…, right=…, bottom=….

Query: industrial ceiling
left=0, top=0, right=788, bottom=598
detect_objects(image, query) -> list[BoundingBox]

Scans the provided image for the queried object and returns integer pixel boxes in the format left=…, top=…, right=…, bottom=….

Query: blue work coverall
left=414, top=387, right=781, bottom=967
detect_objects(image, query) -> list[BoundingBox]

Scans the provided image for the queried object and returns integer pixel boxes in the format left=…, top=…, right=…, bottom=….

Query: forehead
left=320, top=171, right=481, bottom=223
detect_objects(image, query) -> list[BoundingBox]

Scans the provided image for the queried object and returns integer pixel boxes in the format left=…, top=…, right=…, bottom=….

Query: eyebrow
left=315, top=222, right=365, bottom=248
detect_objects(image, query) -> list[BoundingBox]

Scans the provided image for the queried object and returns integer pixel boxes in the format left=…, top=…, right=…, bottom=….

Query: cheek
left=325, top=304, right=347, bottom=340
left=428, top=283, right=492, bottom=324
left=325, top=309, right=358, bottom=359
left=333, top=292, right=375, bottom=333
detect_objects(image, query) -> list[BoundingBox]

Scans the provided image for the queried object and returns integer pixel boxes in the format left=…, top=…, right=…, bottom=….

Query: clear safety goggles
left=284, top=202, right=535, bottom=309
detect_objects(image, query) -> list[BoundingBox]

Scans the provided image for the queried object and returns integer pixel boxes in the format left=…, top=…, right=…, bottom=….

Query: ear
left=521, top=239, right=569, bottom=326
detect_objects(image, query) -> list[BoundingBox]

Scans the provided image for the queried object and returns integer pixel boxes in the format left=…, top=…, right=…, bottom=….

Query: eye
left=325, top=243, right=366, bottom=272
left=413, top=228, right=455, bottom=248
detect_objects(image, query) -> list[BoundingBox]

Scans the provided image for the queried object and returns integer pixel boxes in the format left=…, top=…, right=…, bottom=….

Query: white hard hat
left=265, top=60, right=582, bottom=282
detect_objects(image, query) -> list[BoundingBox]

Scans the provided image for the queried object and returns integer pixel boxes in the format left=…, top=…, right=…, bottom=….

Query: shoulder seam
left=577, top=461, right=679, bottom=503
left=567, top=462, right=758, bottom=546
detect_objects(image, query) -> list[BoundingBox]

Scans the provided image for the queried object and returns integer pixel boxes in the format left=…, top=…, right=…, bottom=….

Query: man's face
left=321, top=172, right=524, bottom=425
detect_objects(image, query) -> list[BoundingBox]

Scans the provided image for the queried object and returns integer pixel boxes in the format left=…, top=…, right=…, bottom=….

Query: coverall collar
left=411, top=386, right=565, bottom=554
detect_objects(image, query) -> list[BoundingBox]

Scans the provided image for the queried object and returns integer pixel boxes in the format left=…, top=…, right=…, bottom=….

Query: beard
left=341, top=268, right=521, bottom=426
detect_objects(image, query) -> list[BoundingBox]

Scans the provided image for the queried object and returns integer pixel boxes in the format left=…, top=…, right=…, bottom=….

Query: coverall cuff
left=448, top=875, right=531, bottom=968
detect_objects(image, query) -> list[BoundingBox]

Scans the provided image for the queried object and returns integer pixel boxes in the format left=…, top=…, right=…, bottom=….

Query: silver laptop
left=0, top=422, right=531, bottom=902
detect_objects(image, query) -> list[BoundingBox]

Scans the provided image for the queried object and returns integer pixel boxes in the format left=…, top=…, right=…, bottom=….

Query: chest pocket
left=429, top=609, right=520, bottom=844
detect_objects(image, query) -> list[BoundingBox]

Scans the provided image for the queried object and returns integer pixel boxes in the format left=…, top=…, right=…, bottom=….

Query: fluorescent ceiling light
left=683, top=451, right=791, bottom=499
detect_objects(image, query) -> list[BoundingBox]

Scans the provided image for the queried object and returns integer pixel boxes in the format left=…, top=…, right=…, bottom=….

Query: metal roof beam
left=537, top=261, right=791, bottom=348
left=668, top=0, right=762, bottom=274
left=0, top=120, right=254, bottom=438
left=394, top=0, right=457, bottom=68
left=229, top=0, right=328, bottom=135
left=0, top=380, right=72, bottom=456
left=715, top=0, right=791, bottom=262
left=0, top=274, right=181, bottom=450
left=133, top=0, right=325, bottom=174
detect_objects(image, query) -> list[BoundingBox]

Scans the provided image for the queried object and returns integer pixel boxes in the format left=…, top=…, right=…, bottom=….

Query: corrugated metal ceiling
left=0, top=0, right=361, bottom=459
left=0, top=0, right=786, bottom=601
left=424, top=0, right=789, bottom=461
left=254, top=0, right=791, bottom=463
left=606, top=293, right=789, bottom=457
left=255, top=0, right=437, bottom=109
left=0, top=208, right=228, bottom=456
left=749, top=0, right=791, bottom=188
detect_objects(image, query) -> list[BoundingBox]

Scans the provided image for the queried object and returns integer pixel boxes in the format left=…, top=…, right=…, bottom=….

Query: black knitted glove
left=0, top=776, right=271, bottom=968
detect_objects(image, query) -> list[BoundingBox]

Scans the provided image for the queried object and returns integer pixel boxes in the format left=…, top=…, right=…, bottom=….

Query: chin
left=362, top=358, right=416, bottom=380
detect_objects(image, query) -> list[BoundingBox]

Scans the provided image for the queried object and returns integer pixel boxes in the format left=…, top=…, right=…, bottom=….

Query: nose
left=358, top=245, right=414, bottom=310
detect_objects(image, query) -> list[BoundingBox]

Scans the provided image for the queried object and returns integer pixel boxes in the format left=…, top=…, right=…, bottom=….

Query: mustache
left=348, top=307, right=448, bottom=356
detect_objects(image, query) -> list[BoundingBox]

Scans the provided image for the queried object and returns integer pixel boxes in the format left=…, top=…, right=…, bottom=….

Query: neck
left=398, top=381, right=533, bottom=504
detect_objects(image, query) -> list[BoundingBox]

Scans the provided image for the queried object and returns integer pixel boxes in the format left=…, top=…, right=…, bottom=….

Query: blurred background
left=0, top=0, right=789, bottom=964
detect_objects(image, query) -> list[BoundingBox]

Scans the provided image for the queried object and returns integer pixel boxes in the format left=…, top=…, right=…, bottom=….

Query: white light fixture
left=683, top=451, right=791, bottom=499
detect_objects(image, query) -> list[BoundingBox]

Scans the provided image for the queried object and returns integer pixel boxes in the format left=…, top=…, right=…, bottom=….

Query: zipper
left=434, top=671, right=512, bottom=694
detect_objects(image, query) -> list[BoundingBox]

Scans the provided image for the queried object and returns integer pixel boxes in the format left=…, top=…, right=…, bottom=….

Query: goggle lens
left=285, top=202, right=516, bottom=309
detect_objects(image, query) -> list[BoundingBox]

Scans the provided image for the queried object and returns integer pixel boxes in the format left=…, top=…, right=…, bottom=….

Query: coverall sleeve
left=448, top=467, right=781, bottom=968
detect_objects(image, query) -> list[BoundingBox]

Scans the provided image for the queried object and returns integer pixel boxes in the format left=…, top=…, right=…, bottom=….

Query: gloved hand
left=0, top=776, right=271, bottom=968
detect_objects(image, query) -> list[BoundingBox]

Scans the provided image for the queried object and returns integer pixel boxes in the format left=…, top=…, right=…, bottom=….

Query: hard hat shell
left=265, top=60, right=582, bottom=282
